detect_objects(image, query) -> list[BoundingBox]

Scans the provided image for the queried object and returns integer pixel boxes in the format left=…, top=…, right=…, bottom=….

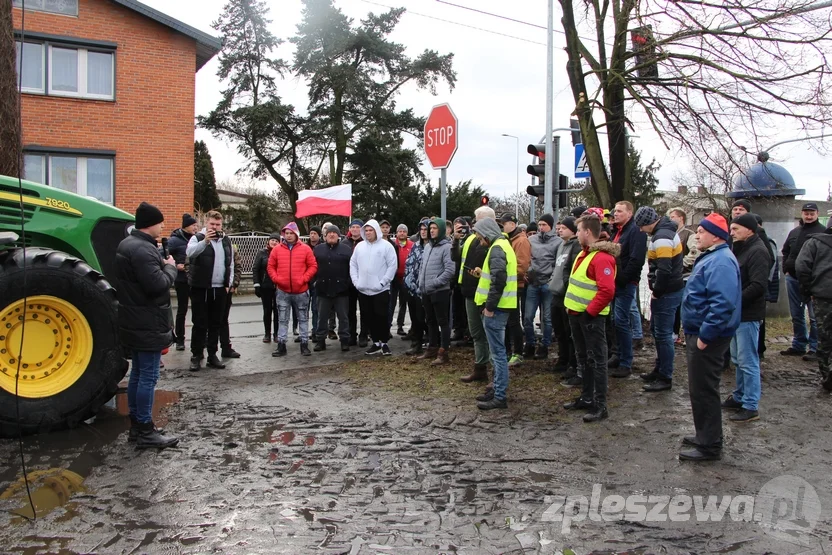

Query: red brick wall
left=13, top=0, right=197, bottom=225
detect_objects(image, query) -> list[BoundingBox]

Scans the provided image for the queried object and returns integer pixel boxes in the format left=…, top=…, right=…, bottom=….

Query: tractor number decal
left=0, top=191, right=83, bottom=217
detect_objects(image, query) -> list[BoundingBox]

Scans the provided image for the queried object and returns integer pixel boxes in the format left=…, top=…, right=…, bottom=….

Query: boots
left=189, top=356, right=201, bottom=372
left=405, top=340, right=424, bottom=356
left=272, top=342, right=287, bottom=357
left=135, top=421, right=179, bottom=449
left=206, top=354, right=226, bottom=369
left=300, top=342, right=312, bottom=356
left=534, top=345, right=548, bottom=360
left=430, top=348, right=450, bottom=366
left=523, top=343, right=536, bottom=358
left=128, top=416, right=164, bottom=442
left=460, top=363, right=488, bottom=383
left=415, top=346, right=438, bottom=360
left=313, top=340, right=326, bottom=352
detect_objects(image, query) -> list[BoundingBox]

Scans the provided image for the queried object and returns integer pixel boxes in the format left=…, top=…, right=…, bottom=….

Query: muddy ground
left=1, top=303, right=830, bottom=554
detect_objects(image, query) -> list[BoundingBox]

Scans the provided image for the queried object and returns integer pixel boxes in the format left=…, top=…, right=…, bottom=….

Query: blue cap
left=350, top=219, right=364, bottom=227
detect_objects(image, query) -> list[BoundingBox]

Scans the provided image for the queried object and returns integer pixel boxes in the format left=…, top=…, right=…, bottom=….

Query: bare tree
left=0, top=1, right=21, bottom=177
left=560, top=0, right=832, bottom=207
left=668, top=149, right=740, bottom=216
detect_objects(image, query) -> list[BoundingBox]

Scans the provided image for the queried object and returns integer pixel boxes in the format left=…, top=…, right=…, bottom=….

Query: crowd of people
left=116, top=199, right=832, bottom=457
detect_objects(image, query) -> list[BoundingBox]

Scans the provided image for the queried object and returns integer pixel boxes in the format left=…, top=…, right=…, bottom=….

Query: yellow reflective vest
left=474, top=238, right=518, bottom=309
left=458, top=233, right=478, bottom=284
left=563, top=250, right=614, bottom=316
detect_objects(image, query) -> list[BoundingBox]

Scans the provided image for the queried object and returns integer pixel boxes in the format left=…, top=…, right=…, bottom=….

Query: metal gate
left=227, top=232, right=312, bottom=278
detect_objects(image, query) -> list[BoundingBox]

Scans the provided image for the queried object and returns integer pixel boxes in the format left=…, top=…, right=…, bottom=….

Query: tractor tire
left=0, top=248, right=128, bottom=437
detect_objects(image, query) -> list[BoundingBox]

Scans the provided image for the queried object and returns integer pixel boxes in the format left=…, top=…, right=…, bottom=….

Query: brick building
left=12, top=0, right=220, bottom=220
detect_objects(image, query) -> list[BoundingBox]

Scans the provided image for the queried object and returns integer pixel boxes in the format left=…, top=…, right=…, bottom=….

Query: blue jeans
left=630, top=296, right=643, bottom=340
left=730, top=320, right=762, bottom=411
left=277, top=289, right=310, bottom=343
left=524, top=284, right=552, bottom=346
left=483, top=309, right=510, bottom=401
left=651, top=290, right=683, bottom=379
left=128, top=350, right=161, bottom=424
left=786, top=275, right=818, bottom=352
left=614, top=283, right=637, bottom=368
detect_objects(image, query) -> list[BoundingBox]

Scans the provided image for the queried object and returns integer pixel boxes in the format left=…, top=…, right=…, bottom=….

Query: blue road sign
left=575, top=144, right=590, bottom=178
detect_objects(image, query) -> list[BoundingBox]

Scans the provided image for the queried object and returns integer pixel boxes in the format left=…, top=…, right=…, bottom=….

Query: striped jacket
left=646, top=216, right=685, bottom=297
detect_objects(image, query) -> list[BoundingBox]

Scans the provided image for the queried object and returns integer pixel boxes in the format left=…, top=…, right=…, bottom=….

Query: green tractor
left=0, top=174, right=135, bottom=437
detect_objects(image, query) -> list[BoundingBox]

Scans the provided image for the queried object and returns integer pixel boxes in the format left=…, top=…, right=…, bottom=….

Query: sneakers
left=730, top=408, right=759, bottom=422
left=609, top=366, right=631, bottom=378
left=640, top=370, right=660, bottom=382
left=563, top=397, right=594, bottom=410
left=780, top=347, right=805, bottom=356
left=206, top=354, right=226, bottom=369
left=300, top=342, right=312, bottom=356
left=272, top=342, right=287, bottom=357
left=365, top=343, right=383, bottom=355
left=175, top=342, right=185, bottom=351
left=803, top=351, right=818, bottom=362
left=583, top=407, right=608, bottom=423
left=642, top=378, right=671, bottom=392
left=381, top=344, right=392, bottom=356
left=477, top=397, right=507, bottom=410
left=561, top=375, right=583, bottom=387
left=721, top=395, right=743, bottom=410
left=508, top=354, right=523, bottom=367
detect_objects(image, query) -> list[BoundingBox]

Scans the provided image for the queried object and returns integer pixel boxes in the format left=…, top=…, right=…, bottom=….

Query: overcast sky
left=142, top=0, right=832, bottom=202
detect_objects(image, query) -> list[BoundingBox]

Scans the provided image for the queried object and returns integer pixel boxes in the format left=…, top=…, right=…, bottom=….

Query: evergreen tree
left=194, top=141, right=221, bottom=212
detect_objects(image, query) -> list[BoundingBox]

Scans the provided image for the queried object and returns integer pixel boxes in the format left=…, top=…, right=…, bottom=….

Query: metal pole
left=544, top=0, right=554, bottom=216
left=501, top=133, right=520, bottom=219
left=553, top=135, right=560, bottom=217
left=440, top=169, right=447, bottom=221
left=530, top=169, right=536, bottom=222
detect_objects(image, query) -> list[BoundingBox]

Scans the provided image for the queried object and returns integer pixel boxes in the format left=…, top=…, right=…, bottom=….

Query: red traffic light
left=527, top=144, right=546, bottom=160
left=480, top=195, right=490, bottom=205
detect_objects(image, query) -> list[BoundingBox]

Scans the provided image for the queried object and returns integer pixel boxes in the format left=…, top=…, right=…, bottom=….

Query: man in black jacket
left=314, top=226, right=353, bottom=352
left=343, top=219, right=369, bottom=347
left=550, top=217, right=583, bottom=381
left=115, top=202, right=179, bottom=449
left=781, top=203, right=826, bottom=359
left=724, top=214, right=770, bottom=422
left=608, top=201, right=648, bottom=377
left=459, top=206, right=495, bottom=382
left=253, top=233, right=280, bottom=342
left=796, top=220, right=832, bottom=391
left=168, top=214, right=198, bottom=351
left=186, top=210, right=234, bottom=371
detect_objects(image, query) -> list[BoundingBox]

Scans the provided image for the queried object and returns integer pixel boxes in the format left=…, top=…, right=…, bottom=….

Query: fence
left=227, top=231, right=314, bottom=278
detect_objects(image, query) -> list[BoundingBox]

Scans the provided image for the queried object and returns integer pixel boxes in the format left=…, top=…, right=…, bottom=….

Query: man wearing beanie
left=186, top=210, right=234, bottom=371
left=724, top=213, right=770, bottom=422
left=498, top=213, right=531, bottom=366
left=343, top=219, right=370, bottom=347
left=679, top=213, right=741, bottom=461
left=634, top=206, right=685, bottom=392
left=115, top=202, right=179, bottom=449
left=731, top=199, right=752, bottom=219
left=796, top=218, right=832, bottom=391
left=168, top=214, right=199, bottom=350
left=390, top=223, right=414, bottom=336
left=524, top=214, right=562, bottom=360
left=450, top=217, right=472, bottom=344
left=306, top=226, right=323, bottom=342
left=313, top=225, right=353, bottom=352
left=253, top=233, right=281, bottom=342
left=458, top=210, right=493, bottom=383
left=550, top=216, right=583, bottom=380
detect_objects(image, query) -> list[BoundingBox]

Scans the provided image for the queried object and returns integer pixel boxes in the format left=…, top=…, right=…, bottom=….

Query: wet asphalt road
left=1, top=300, right=831, bottom=554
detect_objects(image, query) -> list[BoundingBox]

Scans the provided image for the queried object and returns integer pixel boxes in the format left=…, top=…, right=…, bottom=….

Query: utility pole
left=543, top=0, right=554, bottom=216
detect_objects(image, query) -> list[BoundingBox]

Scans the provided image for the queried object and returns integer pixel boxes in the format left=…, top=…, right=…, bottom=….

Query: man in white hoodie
left=350, top=219, right=398, bottom=355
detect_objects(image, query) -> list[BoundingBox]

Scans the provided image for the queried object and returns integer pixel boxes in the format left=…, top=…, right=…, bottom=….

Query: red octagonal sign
left=424, top=103, right=458, bottom=169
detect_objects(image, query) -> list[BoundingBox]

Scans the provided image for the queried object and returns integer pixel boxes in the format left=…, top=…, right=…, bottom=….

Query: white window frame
left=12, top=0, right=79, bottom=17
left=15, top=41, right=45, bottom=94
left=23, top=152, right=114, bottom=205
left=47, top=45, right=114, bottom=101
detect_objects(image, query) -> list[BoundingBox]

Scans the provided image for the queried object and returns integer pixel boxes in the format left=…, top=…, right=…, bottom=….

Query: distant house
left=13, top=0, right=221, bottom=221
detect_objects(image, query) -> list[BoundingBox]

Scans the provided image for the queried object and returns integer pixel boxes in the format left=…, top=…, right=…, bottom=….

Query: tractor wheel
left=0, top=248, right=127, bottom=437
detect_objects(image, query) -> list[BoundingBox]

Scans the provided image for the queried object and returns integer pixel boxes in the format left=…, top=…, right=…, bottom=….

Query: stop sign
left=424, top=103, right=458, bottom=169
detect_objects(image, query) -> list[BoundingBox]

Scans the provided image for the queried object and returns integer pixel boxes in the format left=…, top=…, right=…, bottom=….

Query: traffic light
left=526, top=144, right=546, bottom=181
left=526, top=174, right=569, bottom=208
left=569, top=118, right=582, bottom=146
left=480, top=195, right=489, bottom=206
left=631, top=25, right=659, bottom=79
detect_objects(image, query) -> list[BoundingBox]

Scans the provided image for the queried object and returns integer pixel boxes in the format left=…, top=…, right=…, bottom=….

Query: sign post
left=424, top=103, right=459, bottom=221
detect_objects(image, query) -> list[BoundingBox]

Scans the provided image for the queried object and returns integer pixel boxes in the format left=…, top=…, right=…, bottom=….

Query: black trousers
left=260, top=287, right=278, bottom=336
left=349, top=285, right=369, bottom=340
left=358, top=291, right=391, bottom=344
left=505, top=288, right=525, bottom=356
left=317, top=295, right=349, bottom=343
left=569, top=312, right=608, bottom=407
left=423, top=289, right=451, bottom=350
left=407, top=293, right=426, bottom=343
left=452, top=285, right=467, bottom=334
left=190, top=286, right=227, bottom=358
left=758, top=320, right=767, bottom=355
left=174, top=281, right=190, bottom=345
left=389, top=278, right=409, bottom=329
left=220, top=290, right=235, bottom=350
left=685, top=334, right=730, bottom=455
left=552, top=301, right=576, bottom=369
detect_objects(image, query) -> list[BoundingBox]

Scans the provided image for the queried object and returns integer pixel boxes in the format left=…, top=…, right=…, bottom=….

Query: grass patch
left=765, top=316, right=792, bottom=339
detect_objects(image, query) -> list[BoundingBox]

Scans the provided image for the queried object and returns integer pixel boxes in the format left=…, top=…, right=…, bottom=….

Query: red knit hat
left=699, top=213, right=729, bottom=241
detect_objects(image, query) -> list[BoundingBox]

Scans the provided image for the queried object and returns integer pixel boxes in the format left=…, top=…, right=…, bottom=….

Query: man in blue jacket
left=679, top=213, right=741, bottom=462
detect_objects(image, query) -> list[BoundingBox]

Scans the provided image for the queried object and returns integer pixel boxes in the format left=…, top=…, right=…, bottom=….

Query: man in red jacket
left=268, top=222, right=318, bottom=357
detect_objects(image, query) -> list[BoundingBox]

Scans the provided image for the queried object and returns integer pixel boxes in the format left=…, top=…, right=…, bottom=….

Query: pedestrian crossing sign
left=575, top=144, right=590, bottom=178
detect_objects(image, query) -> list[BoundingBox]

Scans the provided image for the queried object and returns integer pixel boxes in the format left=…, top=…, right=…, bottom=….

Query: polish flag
left=295, top=184, right=352, bottom=218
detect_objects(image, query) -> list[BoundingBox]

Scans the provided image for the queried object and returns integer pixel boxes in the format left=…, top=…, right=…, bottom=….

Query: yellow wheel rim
left=0, top=295, right=93, bottom=398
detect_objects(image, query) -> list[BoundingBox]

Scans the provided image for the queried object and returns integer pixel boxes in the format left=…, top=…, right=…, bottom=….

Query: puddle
left=108, top=389, right=182, bottom=428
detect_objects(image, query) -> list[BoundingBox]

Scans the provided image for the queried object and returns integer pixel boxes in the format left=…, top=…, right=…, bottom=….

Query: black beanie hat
left=539, top=213, right=555, bottom=229
left=182, top=213, right=197, bottom=228
left=561, top=216, right=578, bottom=233
left=135, top=202, right=164, bottom=229
left=731, top=213, right=758, bottom=233
left=732, top=199, right=752, bottom=213
left=526, top=222, right=538, bottom=232
left=571, top=205, right=587, bottom=218
left=310, top=226, right=322, bottom=236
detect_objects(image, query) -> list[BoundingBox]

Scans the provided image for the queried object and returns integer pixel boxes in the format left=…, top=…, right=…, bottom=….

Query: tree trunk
left=0, top=2, right=22, bottom=177
left=333, top=91, right=346, bottom=186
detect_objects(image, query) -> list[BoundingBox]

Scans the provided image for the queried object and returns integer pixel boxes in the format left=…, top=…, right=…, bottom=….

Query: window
left=12, top=0, right=79, bottom=17
left=49, top=46, right=114, bottom=99
left=23, top=153, right=114, bottom=204
left=14, top=42, right=45, bottom=93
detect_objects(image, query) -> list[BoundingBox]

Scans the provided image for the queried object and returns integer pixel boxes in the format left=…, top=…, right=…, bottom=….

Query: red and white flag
left=295, top=184, right=352, bottom=218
